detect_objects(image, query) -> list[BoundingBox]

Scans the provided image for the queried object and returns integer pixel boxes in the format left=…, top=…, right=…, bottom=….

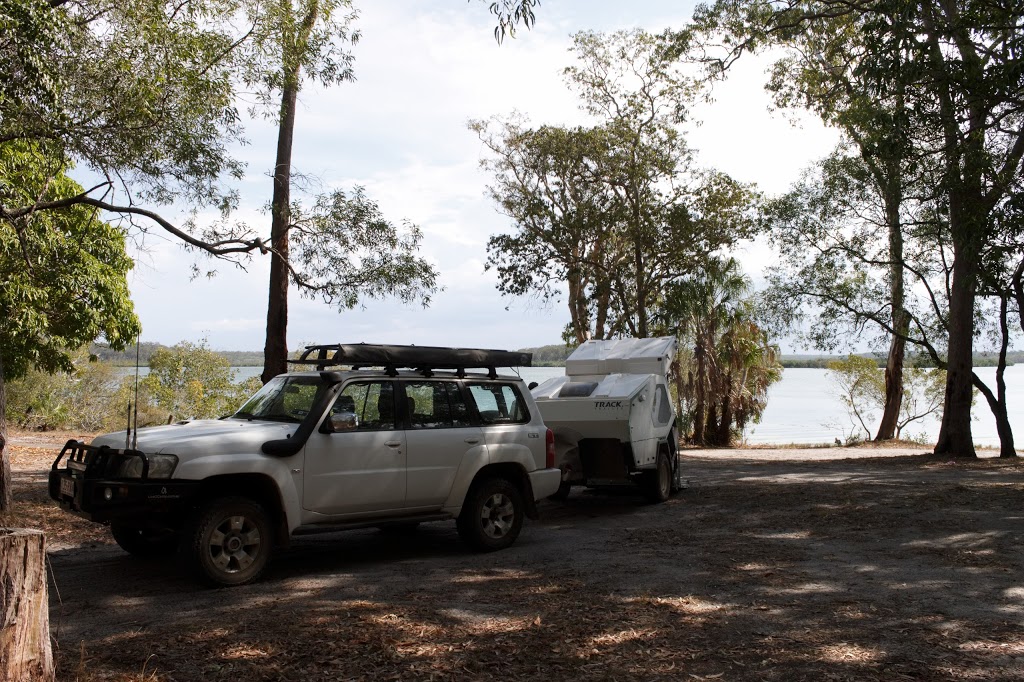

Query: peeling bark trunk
left=0, top=529, right=54, bottom=681
left=261, top=81, right=299, bottom=385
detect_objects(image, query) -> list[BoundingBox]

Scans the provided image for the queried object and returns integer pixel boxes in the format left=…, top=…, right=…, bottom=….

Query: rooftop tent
left=565, top=337, right=677, bottom=378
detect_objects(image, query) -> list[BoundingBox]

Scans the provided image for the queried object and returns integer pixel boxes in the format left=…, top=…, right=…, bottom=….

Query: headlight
left=117, top=454, right=179, bottom=479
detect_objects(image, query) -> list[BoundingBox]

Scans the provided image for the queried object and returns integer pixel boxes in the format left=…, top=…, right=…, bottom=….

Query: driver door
left=302, top=380, right=407, bottom=517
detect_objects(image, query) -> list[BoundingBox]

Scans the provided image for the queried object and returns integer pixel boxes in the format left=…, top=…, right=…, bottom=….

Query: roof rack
left=289, top=343, right=533, bottom=379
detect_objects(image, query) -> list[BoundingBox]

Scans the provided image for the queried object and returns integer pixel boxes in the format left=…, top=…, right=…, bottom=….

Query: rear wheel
left=111, top=524, right=178, bottom=558
left=457, top=477, right=524, bottom=552
left=644, top=453, right=672, bottom=503
left=185, top=497, right=272, bottom=587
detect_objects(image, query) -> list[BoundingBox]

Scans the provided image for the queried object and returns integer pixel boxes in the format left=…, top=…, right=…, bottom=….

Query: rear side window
left=403, top=381, right=473, bottom=429
left=467, top=383, right=529, bottom=425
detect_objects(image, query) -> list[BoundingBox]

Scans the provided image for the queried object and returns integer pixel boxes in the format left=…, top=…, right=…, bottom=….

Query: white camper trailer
left=531, top=337, right=681, bottom=502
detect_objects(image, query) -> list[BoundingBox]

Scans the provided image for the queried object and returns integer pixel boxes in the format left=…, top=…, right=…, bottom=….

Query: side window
left=446, top=383, right=473, bottom=427
left=467, top=383, right=530, bottom=425
left=404, top=381, right=471, bottom=429
left=339, top=381, right=396, bottom=430
left=653, top=384, right=672, bottom=427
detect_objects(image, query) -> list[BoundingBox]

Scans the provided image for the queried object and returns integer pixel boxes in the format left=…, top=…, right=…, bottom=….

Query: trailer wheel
left=668, top=428, right=682, bottom=493
left=644, top=453, right=672, bottom=503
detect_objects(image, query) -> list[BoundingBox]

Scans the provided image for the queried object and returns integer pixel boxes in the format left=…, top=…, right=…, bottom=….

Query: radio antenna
left=131, top=337, right=141, bottom=450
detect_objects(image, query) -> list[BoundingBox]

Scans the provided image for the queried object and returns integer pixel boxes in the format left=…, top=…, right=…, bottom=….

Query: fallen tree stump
left=0, top=529, right=53, bottom=682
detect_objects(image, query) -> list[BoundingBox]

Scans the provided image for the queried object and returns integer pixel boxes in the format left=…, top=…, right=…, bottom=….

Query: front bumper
left=49, top=440, right=200, bottom=524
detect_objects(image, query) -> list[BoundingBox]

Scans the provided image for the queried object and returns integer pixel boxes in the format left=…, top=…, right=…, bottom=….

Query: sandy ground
left=5, top=431, right=1024, bottom=681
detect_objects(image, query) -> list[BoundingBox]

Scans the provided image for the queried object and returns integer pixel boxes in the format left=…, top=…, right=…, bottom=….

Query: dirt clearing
left=6, top=432, right=1024, bottom=681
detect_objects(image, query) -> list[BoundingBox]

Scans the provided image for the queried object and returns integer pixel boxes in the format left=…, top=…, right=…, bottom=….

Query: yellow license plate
left=60, top=477, right=75, bottom=497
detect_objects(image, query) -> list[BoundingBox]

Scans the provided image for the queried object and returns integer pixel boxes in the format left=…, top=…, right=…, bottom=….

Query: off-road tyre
left=457, top=477, right=524, bottom=552
left=548, top=479, right=573, bottom=501
left=111, top=524, right=178, bottom=558
left=668, top=428, right=683, bottom=493
left=184, top=497, right=272, bottom=587
left=644, top=453, right=672, bottom=504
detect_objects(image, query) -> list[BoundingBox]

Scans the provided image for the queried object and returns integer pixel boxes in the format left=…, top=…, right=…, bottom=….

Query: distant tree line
left=90, top=342, right=265, bottom=367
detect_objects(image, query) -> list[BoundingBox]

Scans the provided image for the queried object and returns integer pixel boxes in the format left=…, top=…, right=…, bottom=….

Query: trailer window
left=653, top=384, right=672, bottom=427
left=467, top=383, right=530, bottom=425
left=403, top=381, right=472, bottom=429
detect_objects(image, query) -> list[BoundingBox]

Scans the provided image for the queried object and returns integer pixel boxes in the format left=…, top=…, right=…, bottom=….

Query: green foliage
left=826, top=355, right=886, bottom=441
left=827, top=355, right=946, bottom=441
left=688, top=0, right=1024, bottom=454
left=473, top=29, right=757, bottom=342
left=4, top=350, right=119, bottom=431
left=0, top=140, right=140, bottom=381
left=236, top=0, right=359, bottom=117
left=1, top=0, right=244, bottom=212
left=289, top=187, right=439, bottom=310
left=661, top=258, right=782, bottom=446
left=140, top=342, right=261, bottom=423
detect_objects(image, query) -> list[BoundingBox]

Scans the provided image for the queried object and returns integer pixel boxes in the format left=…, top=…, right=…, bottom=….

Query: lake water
left=121, top=364, right=1023, bottom=447
left=512, top=365, right=1023, bottom=447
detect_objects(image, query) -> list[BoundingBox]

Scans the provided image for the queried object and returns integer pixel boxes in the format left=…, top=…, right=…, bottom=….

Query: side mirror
left=320, top=411, right=359, bottom=434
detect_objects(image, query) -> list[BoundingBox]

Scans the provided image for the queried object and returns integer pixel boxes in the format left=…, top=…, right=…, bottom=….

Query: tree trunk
left=875, top=188, right=907, bottom=441
left=971, top=296, right=1015, bottom=457
left=261, top=81, right=299, bottom=385
left=0, top=529, right=54, bottom=681
left=0, top=358, right=11, bottom=512
left=934, top=236, right=978, bottom=458
left=693, top=343, right=707, bottom=445
left=716, top=379, right=733, bottom=446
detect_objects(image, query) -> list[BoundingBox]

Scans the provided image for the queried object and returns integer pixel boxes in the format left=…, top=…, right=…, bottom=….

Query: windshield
left=231, top=376, right=328, bottom=423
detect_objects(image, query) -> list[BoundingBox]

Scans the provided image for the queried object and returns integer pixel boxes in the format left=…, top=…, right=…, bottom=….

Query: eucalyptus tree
left=231, top=0, right=438, bottom=381
left=471, top=119, right=618, bottom=344
left=0, top=0, right=261, bottom=257
left=0, top=142, right=140, bottom=511
left=475, top=29, right=756, bottom=342
left=688, top=0, right=1024, bottom=457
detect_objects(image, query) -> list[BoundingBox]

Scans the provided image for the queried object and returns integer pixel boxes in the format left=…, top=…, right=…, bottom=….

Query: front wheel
left=644, top=453, right=672, bottom=504
left=111, top=524, right=178, bottom=558
left=457, top=478, right=524, bottom=552
left=185, top=497, right=273, bottom=587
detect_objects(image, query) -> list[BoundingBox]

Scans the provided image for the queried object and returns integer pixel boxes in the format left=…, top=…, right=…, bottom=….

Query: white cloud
left=117, top=1, right=840, bottom=354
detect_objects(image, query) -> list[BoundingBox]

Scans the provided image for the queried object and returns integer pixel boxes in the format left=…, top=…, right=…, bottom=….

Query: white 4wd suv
left=49, top=344, right=561, bottom=586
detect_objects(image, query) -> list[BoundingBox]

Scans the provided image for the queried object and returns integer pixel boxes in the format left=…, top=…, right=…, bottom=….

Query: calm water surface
left=123, top=364, right=1022, bottom=447
left=517, top=365, right=1023, bottom=447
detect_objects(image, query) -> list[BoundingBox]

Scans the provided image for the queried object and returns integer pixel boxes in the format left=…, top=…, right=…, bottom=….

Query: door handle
left=385, top=440, right=402, bottom=448
left=464, top=438, right=480, bottom=445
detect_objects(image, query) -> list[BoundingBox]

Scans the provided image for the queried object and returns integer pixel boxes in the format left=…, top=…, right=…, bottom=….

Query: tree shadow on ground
left=43, top=454, right=1024, bottom=681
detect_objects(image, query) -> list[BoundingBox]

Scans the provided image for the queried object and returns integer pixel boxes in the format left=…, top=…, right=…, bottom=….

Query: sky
left=125, top=0, right=840, bottom=354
